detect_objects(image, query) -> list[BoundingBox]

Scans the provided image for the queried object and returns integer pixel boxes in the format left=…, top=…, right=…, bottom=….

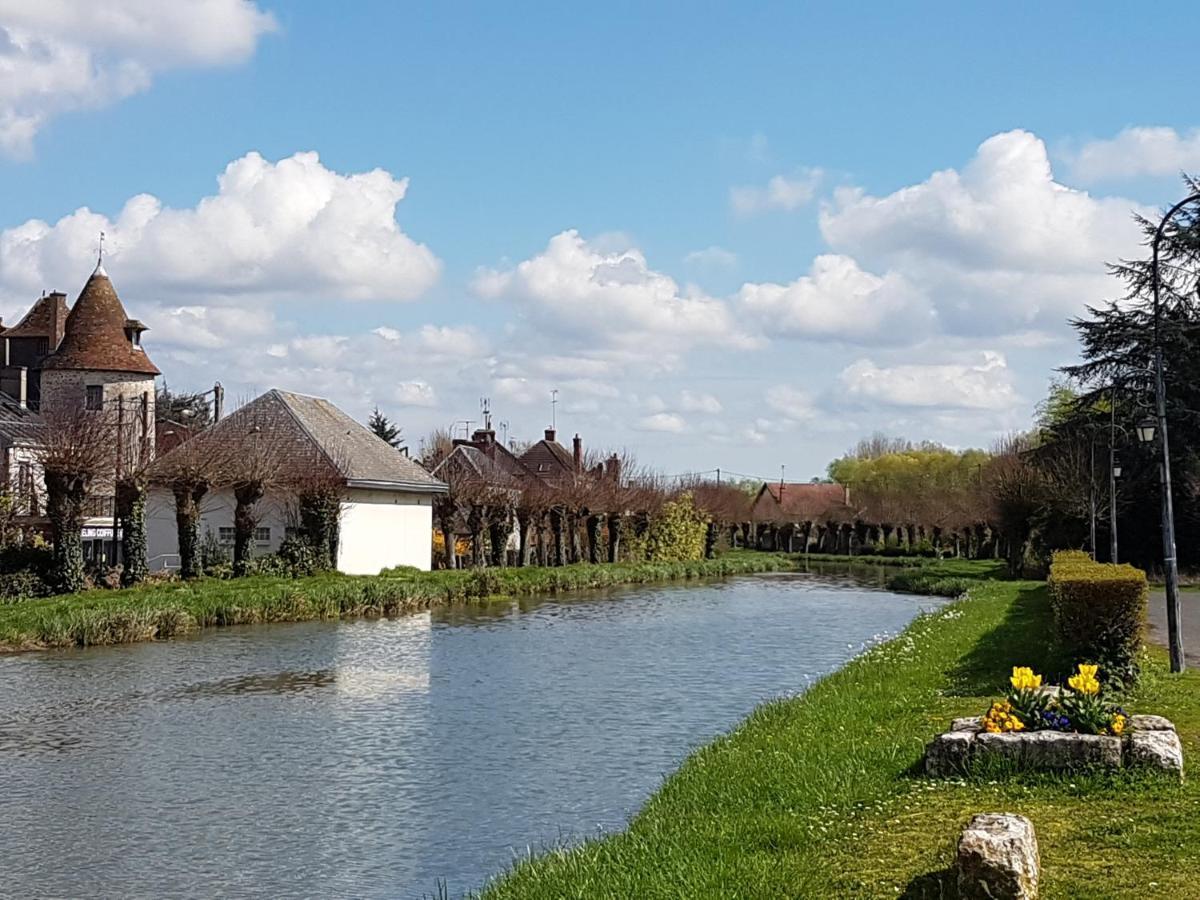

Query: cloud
left=837, top=351, right=1019, bottom=411
left=738, top=253, right=933, bottom=343
left=731, top=168, right=822, bottom=215
left=679, top=389, right=722, bottom=414
left=1064, top=126, right=1200, bottom=182
left=0, top=0, right=276, bottom=157
left=474, top=230, right=755, bottom=358
left=683, top=245, right=737, bottom=268
left=149, top=305, right=275, bottom=349
left=764, top=385, right=816, bottom=422
left=636, top=412, right=687, bottom=433
left=0, top=151, right=441, bottom=311
left=817, top=129, right=1145, bottom=338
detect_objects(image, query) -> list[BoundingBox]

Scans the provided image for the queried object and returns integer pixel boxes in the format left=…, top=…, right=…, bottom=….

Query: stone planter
left=925, top=714, right=1182, bottom=777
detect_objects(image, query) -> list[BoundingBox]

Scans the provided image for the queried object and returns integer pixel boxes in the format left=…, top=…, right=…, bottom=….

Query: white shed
left=146, top=389, right=447, bottom=574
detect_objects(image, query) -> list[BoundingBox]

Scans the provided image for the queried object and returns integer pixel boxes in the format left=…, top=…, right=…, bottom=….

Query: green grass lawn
left=480, top=577, right=1200, bottom=898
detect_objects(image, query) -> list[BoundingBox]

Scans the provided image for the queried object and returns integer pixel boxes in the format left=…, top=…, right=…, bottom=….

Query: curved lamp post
left=1148, top=194, right=1198, bottom=673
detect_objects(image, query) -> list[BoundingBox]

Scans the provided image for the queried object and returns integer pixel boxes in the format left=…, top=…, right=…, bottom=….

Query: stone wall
left=40, top=369, right=156, bottom=460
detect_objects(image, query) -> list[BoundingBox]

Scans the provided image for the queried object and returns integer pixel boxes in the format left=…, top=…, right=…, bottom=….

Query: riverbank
left=0, top=552, right=804, bottom=652
left=481, top=578, right=1200, bottom=898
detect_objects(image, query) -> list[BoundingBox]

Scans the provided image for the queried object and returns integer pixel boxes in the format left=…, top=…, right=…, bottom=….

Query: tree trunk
left=607, top=512, right=622, bottom=563
left=704, top=521, right=719, bottom=559
left=116, top=477, right=148, bottom=587
left=740, top=522, right=751, bottom=549
left=535, top=518, right=547, bottom=566
left=467, top=505, right=484, bottom=567
left=232, top=480, right=265, bottom=577
left=586, top=513, right=602, bottom=564
left=550, top=508, right=567, bottom=567
left=441, top=520, right=457, bottom=569
left=568, top=511, right=582, bottom=563
left=488, top=518, right=507, bottom=567
left=173, top=478, right=207, bottom=580
left=516, top=510, right=531, bottom=567
left=46, top=470, right=87, bottom=593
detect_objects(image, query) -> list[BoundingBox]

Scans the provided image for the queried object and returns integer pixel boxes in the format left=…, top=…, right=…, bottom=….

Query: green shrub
left=0, top=570, right=53, bottom=603
left=645, top=493, right=707, bottom=562
left=252, top=537, right=320, bottom=578
left=1048, top=550, right=1147, bottom=686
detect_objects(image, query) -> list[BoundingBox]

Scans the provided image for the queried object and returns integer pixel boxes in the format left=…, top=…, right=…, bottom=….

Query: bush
left=1048, top=550, right=1147, bottom=686
left=0, top=569, right=53, bottom=603
left=645, top=494, right=707, bottom=562
left=252, top=536, right=320, bottom=578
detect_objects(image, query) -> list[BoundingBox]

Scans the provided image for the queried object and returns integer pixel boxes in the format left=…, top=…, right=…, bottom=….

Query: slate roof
left=0, top=391, right=45, bottom=447
left=432, top=440, right=534, bottom=486
left=42, top=265, right=160, bottom=376
left=5, top=292, right=68, bottom=340
left=151, top=389, right=446, bottom=493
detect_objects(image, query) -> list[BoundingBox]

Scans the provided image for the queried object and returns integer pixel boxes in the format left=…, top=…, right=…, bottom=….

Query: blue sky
left=2, top=1, right=1198, bottom=478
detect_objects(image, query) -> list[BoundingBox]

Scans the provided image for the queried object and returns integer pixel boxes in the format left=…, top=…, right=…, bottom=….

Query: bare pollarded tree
left=224, top=418, right=287, bottom=577
left=35, top=409, right=116, bottom=593
left=152, top=433, right=228, bottom=579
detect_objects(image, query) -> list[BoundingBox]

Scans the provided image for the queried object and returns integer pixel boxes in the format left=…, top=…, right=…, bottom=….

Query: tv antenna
left=550, top=389, right=558, bottom=430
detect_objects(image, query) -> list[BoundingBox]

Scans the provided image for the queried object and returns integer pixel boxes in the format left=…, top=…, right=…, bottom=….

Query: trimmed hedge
left=1048, top=550, right=1147, bottom=685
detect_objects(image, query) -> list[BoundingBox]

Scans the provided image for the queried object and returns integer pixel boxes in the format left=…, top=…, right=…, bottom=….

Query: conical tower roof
left=42, top=264, right=160, bottom=376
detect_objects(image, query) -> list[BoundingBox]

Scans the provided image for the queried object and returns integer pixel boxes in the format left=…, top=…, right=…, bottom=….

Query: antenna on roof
left=499, top=420, right=509, bottom=446
left=550, top=388, right=558, bottom=431
left=779, top=465, right=785, bottom=501
left=480, top=396, right=491, bottom=430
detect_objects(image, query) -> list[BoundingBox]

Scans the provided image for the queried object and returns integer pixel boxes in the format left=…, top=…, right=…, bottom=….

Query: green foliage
left=199, top=528, right=229, bottom=575
left=1048, top=550, right=1147, bottom=685
left=367, top=406, right=404, bottom=449
left=253, top=536, right=320, bottom=578
left=0, top=570, right=53, bottom=603
left=645, top=493, right=707, bottom=562
left=116, top=479, right=148, bottom=587
left=299, top=488, right=340, bottom=570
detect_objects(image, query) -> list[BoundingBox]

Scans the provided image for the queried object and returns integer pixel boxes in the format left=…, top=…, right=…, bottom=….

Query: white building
left=146, top=389, right=447, bottom=574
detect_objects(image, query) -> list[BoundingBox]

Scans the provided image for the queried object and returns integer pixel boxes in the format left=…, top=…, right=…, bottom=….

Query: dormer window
left=124, top=318, right=146, bottom=350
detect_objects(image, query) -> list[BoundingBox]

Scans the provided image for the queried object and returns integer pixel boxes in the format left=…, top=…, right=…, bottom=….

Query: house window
left=255, top=526, right=271, bottom=544
left=35, top=338, right=48, bottom=356
left=85, top=385, right=103, bottom=411
left=218, top=527, right=236, bottom=545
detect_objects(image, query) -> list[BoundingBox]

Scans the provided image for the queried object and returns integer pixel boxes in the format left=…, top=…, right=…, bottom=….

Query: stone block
left=975, top=731, right=1123, bottom=770
left=925, top=730, right=975, bottom=777
left=957, top=813, right=1039, bottom=900
left=1127, top=728, right=1184, bottom=774
left=951, top=716, right=983, bottom=733
left=1130, top=714, right=1175, bottom=732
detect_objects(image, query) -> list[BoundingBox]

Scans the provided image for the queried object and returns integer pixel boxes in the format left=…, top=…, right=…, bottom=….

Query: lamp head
left=1137, top=417, right=1157, bottom=444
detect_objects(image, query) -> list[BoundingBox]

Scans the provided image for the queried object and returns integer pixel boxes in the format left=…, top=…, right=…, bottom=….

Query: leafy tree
left=368, top=407, right=404, bottom=450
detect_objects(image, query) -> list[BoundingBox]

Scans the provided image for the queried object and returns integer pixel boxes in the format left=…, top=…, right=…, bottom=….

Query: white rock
left=925, top=730, right=976, bottom=777
left=1129, top=714, right=1175, bottom=732
left=1127, top=728, right=1184, bottom=774
left=957, top=812, right=1040, bottom=899
left=975, top=731, right=1123, bottom=770
left=951, top=716, right=983, bottom=733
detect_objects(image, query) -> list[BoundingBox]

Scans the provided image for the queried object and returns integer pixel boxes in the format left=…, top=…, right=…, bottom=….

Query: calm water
left=0, top=568, right=943, bottom=898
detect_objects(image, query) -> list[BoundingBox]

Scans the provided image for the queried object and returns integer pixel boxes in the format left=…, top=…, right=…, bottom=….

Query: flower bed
left=925, top=665, right=1183, bottom=776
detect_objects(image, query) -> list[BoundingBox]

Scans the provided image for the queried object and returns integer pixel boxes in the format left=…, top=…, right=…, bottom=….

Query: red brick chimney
left=544, top=428, right=556, bottom=442
left=573, top=434, right=583, bottom=471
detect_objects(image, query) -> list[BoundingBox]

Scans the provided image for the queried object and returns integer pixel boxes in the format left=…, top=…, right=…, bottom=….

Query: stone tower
left=40, top=262, right=160, bottom=459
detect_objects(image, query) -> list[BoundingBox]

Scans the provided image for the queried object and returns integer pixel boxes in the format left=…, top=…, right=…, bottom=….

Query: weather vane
left=97, top=231, right=105, bottom=266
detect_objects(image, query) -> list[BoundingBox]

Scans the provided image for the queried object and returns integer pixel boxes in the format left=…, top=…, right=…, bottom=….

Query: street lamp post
left=1147, top=193, right=1198, bottom=673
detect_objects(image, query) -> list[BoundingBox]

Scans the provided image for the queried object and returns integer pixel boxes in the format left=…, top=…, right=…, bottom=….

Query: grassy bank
left=481, top=578, right=1199, bottom=898
left=0, top=552, right=803, bottom=652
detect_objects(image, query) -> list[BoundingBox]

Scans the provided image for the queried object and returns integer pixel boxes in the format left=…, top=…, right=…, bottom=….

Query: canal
left=0, top=567, right=945, bottom=898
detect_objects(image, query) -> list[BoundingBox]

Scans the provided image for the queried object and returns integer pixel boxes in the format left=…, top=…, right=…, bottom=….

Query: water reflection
left=0, top=569, right=942, bottom=898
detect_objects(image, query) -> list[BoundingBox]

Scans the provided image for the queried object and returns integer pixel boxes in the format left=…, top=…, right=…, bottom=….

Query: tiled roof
left=5, top=293, right=68, bottom=340
left=755, top=482, right=849, bottom=520
left=518, top=438, right=574, bottom=479
left=432, top=441, right=534, bottom=486
left=42, top=266, right=160, bottom=376
left=0, top=391, right=45, bottom=447
left=152, top=389, right=446, bottom=493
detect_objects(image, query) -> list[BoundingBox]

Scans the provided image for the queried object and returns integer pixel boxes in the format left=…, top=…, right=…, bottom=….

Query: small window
left=85, top=385, right=103, bottom=411
left=35, top=338, right=48, bottom=356
left=254, top=526, right=271, bottom=543
left=217, top=527, right=236, bottom=545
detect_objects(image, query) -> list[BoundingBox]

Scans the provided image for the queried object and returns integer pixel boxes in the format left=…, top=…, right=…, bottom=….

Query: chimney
left=573, top=434, right=583, bottom=471
left=471, top=427, right=496, bottom=447
left=47, top=292, right=66, bottom=352
left=605, top=453, right=621, bottom=482
left=213, top=382, right=224, bottom=422
left=544, top=428, right=556, bottom=443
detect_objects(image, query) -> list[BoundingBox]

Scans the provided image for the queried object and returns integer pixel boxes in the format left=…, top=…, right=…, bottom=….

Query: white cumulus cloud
left=0, top=150, right=441, bottom=313
left=474, top=229, right=754, bottom=358
left=838, top=351, right=1019, bottom=411
left=679, top=389, right=722, bottom=413
left=636, top=412, right=687, bottom=433
left=1064, top=126, right=1200, bottom=182
left=0, top=0, right=276, bottom=157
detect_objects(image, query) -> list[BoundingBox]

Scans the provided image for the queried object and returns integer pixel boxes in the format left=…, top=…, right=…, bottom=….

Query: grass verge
left=0, top=552, right=802, bottom=652
left=479, top=578, right=1199, bottom=899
